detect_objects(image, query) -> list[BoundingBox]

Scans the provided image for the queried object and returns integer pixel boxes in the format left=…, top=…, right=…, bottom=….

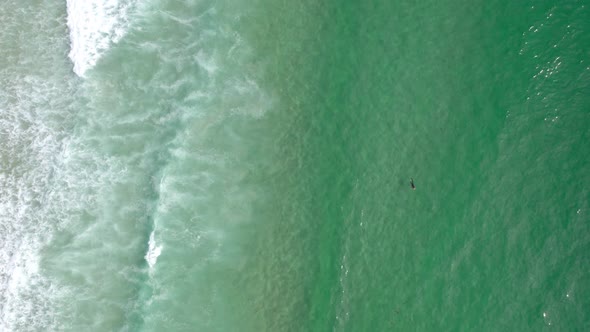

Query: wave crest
left=145, top=231, right=162, bottom=269
left=66, top=0, right=136, bottom=77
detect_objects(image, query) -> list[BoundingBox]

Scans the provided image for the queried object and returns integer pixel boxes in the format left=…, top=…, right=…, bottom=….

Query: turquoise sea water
left=1, top=0, right=589, bottom=331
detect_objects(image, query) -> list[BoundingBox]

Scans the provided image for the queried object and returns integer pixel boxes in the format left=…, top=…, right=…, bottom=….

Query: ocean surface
left=1, top=0, right=589, bottom=331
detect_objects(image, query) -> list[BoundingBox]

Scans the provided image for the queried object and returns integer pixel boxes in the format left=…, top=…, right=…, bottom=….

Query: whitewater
left=0, top=0, right=152, bottom=329
left=1, top=0, right=272, bottom=330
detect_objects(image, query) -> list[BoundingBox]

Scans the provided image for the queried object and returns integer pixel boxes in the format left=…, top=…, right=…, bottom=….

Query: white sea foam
left=195, top=50, right=219, bottom=75
left=0, top=103, right=67, bottom=330
left=145, top=231, right=162, bottom=268
left=66, top=0, right=137, bottom=77
left=0, top=22, right=125, bottom=327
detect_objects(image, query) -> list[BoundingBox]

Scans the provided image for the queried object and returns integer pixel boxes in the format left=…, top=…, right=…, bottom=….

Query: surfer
left=410, top=178, right=415, bottom=190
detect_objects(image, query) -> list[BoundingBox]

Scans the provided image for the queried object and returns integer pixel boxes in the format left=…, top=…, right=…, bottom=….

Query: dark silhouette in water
left=410, top=178, right=415, bottom=190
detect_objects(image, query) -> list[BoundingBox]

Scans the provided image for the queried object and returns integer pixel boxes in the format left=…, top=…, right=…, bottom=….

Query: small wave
left=145, top=231, right=162, bottom=268
left=66, top=0, right=137, bottom=77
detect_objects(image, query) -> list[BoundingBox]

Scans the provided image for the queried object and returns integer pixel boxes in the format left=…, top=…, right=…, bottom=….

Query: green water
left=0, top=0, right=589, bottom=331
left=239, top=1, right=590, bottom=330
